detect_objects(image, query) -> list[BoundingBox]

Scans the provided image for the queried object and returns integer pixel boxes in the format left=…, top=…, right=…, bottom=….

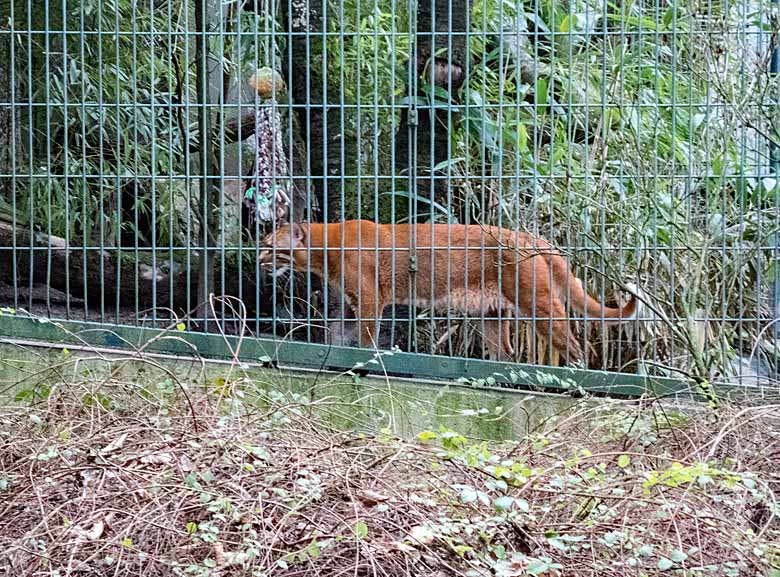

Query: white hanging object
left=244, top=68, right=290, bottom=224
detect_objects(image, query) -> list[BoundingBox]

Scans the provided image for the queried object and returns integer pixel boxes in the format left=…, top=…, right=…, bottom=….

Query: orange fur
left=259, top=220, right=639, bottom=364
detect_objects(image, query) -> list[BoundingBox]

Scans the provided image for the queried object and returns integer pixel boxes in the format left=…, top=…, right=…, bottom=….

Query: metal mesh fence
left=0, top=0, right=778, bottom=390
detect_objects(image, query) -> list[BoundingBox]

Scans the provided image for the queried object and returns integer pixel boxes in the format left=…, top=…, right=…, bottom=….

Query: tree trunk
left=395, top=0, right=470, bottom=215
left=0, top=15, right=17, bottom=203
left=280, top=0, right=349, bottom=223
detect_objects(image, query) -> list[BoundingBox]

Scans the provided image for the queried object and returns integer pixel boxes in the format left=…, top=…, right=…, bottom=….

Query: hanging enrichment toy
left=245, top=67, right=290, bottom=223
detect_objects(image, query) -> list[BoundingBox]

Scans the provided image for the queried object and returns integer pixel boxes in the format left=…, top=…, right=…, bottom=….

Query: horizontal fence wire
left=0, top=0, right=778, bottom=393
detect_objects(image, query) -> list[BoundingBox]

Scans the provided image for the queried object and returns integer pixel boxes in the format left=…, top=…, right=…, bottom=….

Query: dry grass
left=0, top=367, right=779, bottom=577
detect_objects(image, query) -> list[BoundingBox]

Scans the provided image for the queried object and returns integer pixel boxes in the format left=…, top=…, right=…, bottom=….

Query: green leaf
left=658, top=558, right=674, bottom=570
left=493, top=496, right=514, bottom=512
left=417, top=430, right=437, bottom=442
left=534, top=77, right=548, bottom=106
left=175, top=322, right=186, bottom=331
left=526, top=558, right=560, bottom=576
left=121, top=537, right=133, bottom=548
left=559, top=15, right=571, bottom=32
left=517, top=122, right=528, bottom=153
left=617, top=454, right=631, bottom=468
left=354, top=521, right=368, bottom=539
left=670, top=550, right=688, bottom=562
left=186, top=522, right=198, bottom=534
left=307, top=542, right=321, bottom=558
left=459, top=487, right=478, bottom=504
left=432, top=157, right=466, bottom=172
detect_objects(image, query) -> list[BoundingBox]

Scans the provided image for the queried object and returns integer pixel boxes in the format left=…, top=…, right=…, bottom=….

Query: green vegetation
left=4, top=0, right=779, bottom=381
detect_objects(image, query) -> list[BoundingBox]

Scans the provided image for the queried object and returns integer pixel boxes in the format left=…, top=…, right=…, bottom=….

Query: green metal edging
left=0, top=314, right=689, bottom=398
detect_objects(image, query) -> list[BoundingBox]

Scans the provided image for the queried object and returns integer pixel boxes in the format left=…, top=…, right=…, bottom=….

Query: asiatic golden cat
left=259, top=220, right=640, bottom=365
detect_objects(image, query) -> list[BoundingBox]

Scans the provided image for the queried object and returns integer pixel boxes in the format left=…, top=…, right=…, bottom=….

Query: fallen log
left=0, top=221, right=265, bottom=321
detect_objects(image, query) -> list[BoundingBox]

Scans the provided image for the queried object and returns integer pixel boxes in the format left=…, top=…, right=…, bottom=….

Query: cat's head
left=259, top=223, right=306, bottom=277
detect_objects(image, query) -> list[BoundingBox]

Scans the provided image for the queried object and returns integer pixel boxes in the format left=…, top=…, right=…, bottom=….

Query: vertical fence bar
left=97, top=0, right=106, bottom=323
left=738, top=0, right=749, bottom=385
left=617, top=0, right=628, bottom=372
left=477, top=0, right=486, bottom=361
left=512, top=0, right=522, bottom=367
left=320, top=0, right=329, bottom=348
left=43, top=0, right=52, bottom=317
left=770, top=0, right=780, bottom=353
left=217, top=0, right=225, bottom=330
left=26, top=0, right=34, bottom=315
left=113, top=0, right=121, bottom=324
left=495, top=0, right=505, bottom=363
left=407, top=0, right=417, bottom=354
left=568, top=3, right=580, bottom=364
left=196, top=0, right=208, bottom=330
left=462, top=0, right=471, bottom=360
left=234, top=1, right=242, bottom=338
left=650, top=0, right=661, bottom=381
left=389, top=0, right=398, bottom=349
left=373, top=0, right=380, bottom=353
left=355, top=0, right=363, bottom=346
left=253, top=1, right=261, bottom=338
left=9, top=0, right=17, bottom=312
left=78, top=0, right=88, bottom=321
left=62, top=0, right=70, bottom=321
left=543, top=0, right=555, bottom=365
left=341, top=0, right=350, bottom=347
left=596, top=0, right=607, bottom=367
left=169, top=0, right=177, bottom=325
left=426, top=0, right=432, bottom=356
left=444, top=0, right=453, bottom=359
left=131, top=0, right=140, bottom=322
left=150, top=0, right=158, bottom=324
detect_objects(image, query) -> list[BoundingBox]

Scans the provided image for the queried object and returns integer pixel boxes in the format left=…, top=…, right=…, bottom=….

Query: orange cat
left=259, top=220, right=640, bottom=365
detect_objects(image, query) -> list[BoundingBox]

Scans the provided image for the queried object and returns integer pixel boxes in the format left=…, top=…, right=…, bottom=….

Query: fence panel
left=0, top=0, right=777, bottom=392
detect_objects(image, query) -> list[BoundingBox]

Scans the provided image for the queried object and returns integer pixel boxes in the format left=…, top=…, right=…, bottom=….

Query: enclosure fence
left=0, top=0, right=778, bottom=395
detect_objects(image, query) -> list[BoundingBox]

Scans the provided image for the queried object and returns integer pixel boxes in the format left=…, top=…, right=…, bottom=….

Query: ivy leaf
left=460, top=487, right=478, bottom=504
left=670, top=550, right=688, bottom=562
left=493, top=496, right=514, bottom=512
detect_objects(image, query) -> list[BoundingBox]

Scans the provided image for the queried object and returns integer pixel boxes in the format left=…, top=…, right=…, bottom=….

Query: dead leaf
left=356, top=489, right=390, bottom=507
left=138, top=452, right=174, bottom=465
left=100, top=432, right=128, bottom=455
left=405, top=525, right=435, bottom=546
